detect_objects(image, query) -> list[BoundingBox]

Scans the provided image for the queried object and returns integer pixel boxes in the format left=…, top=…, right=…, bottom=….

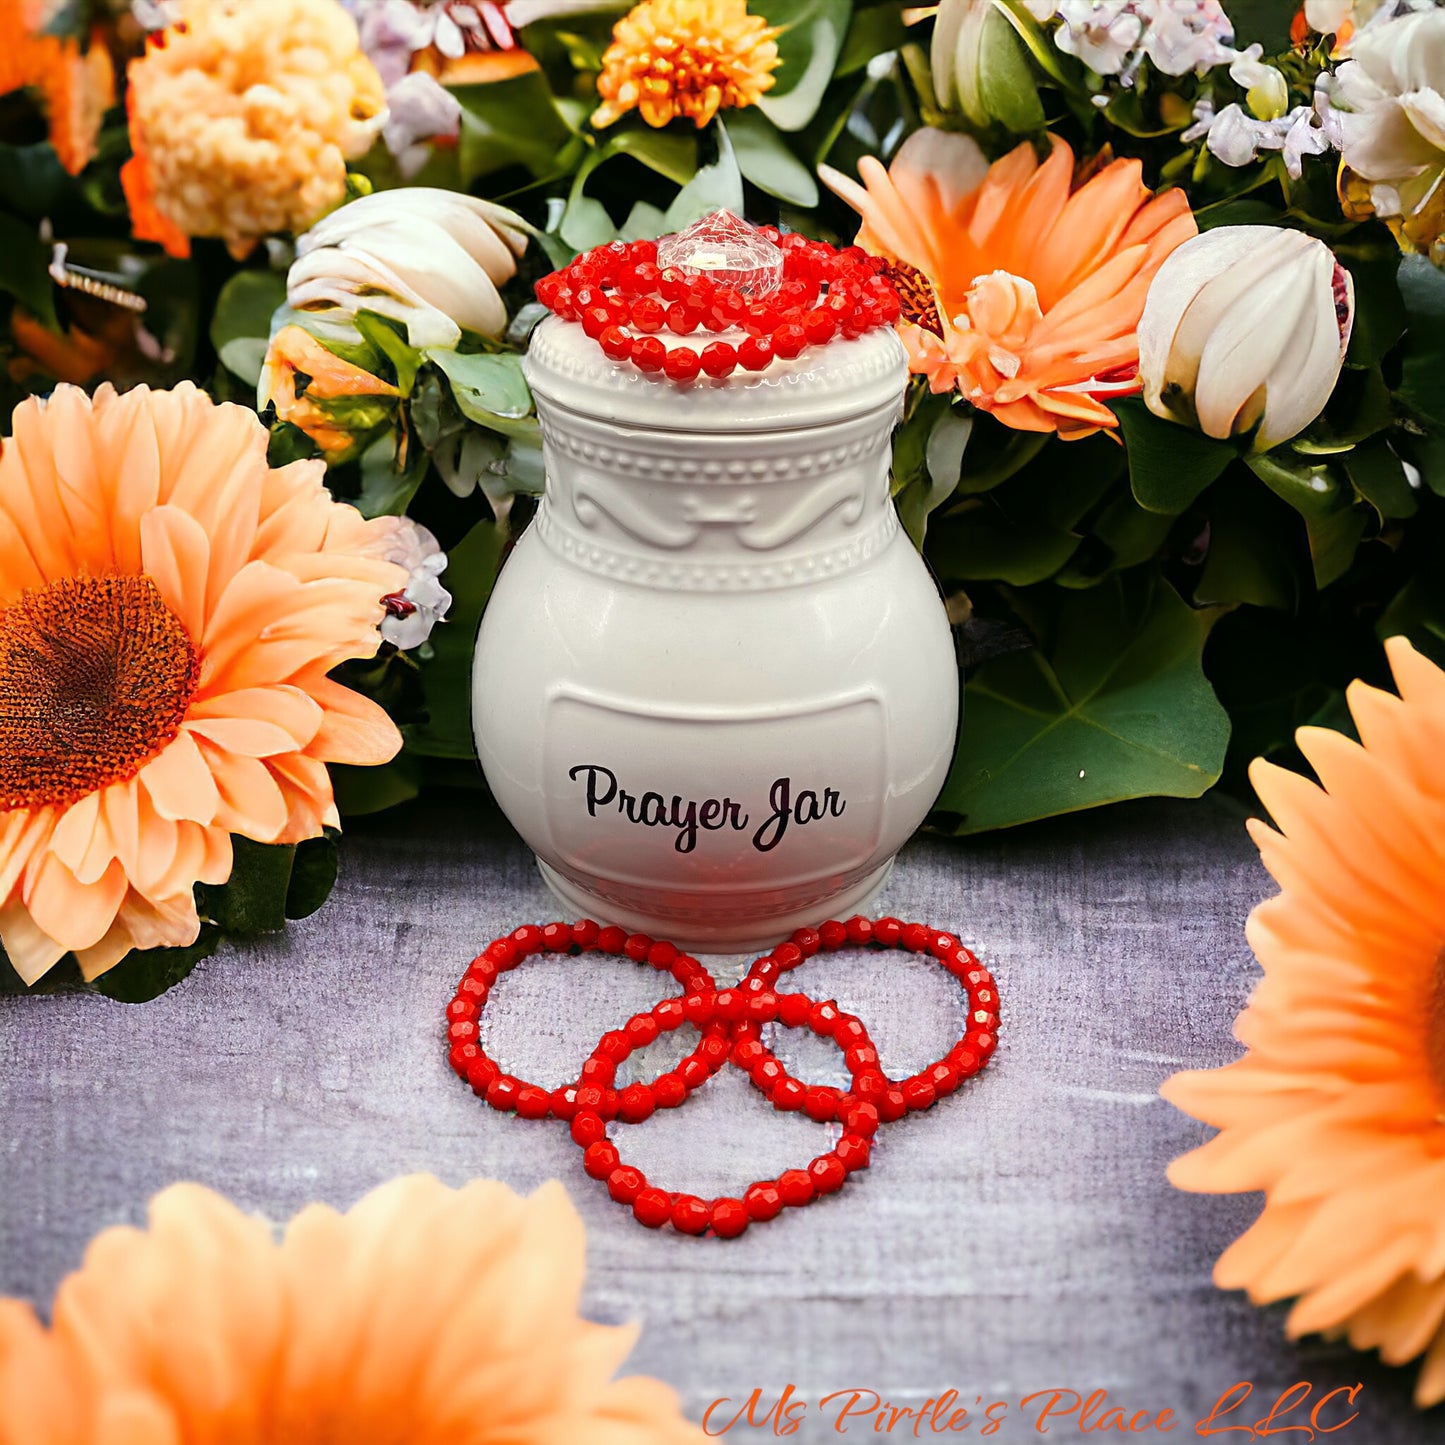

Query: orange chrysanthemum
left=121, top=0, right=385, bottom=260
left=0, top=382, right=405, bottom=987
left=0, top=1174, right=706, bottom=1444
left=0, top=2, right=115, bottom=176
left=1162, top=637, right=1445, bottom=1408
left=591, top=0, right=780, bottom=129
left=821, top=130, right=1198, bottom=439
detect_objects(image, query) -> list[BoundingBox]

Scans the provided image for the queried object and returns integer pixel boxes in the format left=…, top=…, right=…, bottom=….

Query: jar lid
left=523, top=314, right=909, bottom=435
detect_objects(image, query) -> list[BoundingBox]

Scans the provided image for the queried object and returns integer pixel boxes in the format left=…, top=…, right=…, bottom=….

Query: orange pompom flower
left=0, top=1174, right=706, bottom=1443
left=121, top=0, right=386, bottom=260
left=1163, top=637, right=1445, bottom=1408
left=0, top=1, right=115, bottom=176
left=592, top=0, right=780, bottom=129
left=0, top=383, right=406, bottom=987
left=821, top=130, right=1197, bottom=439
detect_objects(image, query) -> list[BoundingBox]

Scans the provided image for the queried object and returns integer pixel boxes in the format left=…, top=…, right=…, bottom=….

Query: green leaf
left=1195, top=475, right=1301, bottom=611
left=1247, top=451, right=1367, bottom=588
left=1345, top=439, right=1417, bottom=519
left=1225, top=0, right=1299, bottom=50
left=1194, top=198, right=1284, bottom=231
left=892, top=393, right=971, bottom=547
left=722, top=110, right=818, bottom=207
left=0, top=212, right=59, bottom=331
left=837, top=3, right=910, bottom=74
left=976, top=5, right=1046, bottom=133
left=1396, top=254, right=1445, bottom=428
left=754, top=0, right=850, bottom=131
left=934, top=576, right=1229, bottom=833
left=211, top=268, right=287, bottom=381
left=354, top=310, right=422, bottom=394
left=428, top=350, right=533, bottom=426
left=608, top=128, right=699, bottom=185
left=331, top=756, right=423, bottom=816
left=664, top=126, right=745, bottom=229
left=406, top=519, right=507, bottom=759
left=1113, top=397, right=1236, bottom=514
left=1341, top=250, right=1405, bottom=368
left=357, top=434, right=427, bottom=518
left=455, top=73, right=577, bottom=184
left=621, top=199, right=670, bottom=241
left=198, top=837, right=297, bottom=935
left=286, top=833, right=340, bottom=919
left=94, top=930, right=222, bottom=1004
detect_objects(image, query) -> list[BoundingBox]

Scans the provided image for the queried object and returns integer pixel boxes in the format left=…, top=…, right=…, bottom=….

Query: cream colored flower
left=122, top=0, right=386, bottom=260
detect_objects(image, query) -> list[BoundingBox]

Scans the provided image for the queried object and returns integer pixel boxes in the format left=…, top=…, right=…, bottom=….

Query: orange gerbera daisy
left=821, top=130, right=1197, bottom=439
left=591, top=0, right=780, bottom=129
left=1162, top=636, right=1445, bottom=1408
left=0, top=1174, right=706, bottom=1443
left=0, top=383, right=405, bottom=987
left=0, top=2, right=115, bottom=175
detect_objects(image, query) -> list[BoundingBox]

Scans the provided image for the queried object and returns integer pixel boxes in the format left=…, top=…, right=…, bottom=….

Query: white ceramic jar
left=472, top=311, right=959, bottom=953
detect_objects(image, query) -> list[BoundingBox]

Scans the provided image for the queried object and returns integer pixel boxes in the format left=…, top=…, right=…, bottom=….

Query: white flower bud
left=287, top=188, right=531, bottom=349
left=1138, top=226, right=1354, bottom=452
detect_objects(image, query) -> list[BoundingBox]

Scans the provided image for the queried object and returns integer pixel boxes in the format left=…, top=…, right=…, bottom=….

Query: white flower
left=1141, top=0, right=1235, bottom=75
left=286, top=188, right=530, bottom=348
left=1023, top=0, right=1059, bottom=17
left=1328, top=6, right=1445, bottom=218
left=382, top=71, right=462, bottom=176
left=1229, top=43, right=1289, bottom=118
left=369, top=517, right=452, bottom=650
left=1054, top=0, right=1144, bottom=75
left=1139, top=226, right=1354, bottom=452
left=1304, top=0, right=1436, bottom=55
left=503, top=0, right=624, bottom=24
left=1186, top=99, right=1331, bottom=178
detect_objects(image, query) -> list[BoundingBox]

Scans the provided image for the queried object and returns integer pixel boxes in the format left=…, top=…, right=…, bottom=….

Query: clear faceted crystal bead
left=656, top=210, right=783, bottom=298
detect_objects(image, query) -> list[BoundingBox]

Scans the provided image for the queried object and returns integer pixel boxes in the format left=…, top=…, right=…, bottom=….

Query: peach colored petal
left=139, top=732, right=221, bottom=825
left=23, top=851, right=127, bottom=954
left=0, top=902, right=67, bottom=986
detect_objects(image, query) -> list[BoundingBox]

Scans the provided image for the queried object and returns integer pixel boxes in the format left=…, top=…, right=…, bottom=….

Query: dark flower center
left=0, top=574, right=198, bottom=811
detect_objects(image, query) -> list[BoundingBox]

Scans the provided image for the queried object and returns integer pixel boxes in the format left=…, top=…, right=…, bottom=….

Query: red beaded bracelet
left=732, top=916, right=1001, bottom=1124
left=534, top=231, right=901, bottom=383
left=445, top=920, right=730, bottom=1121
left=571, top=988, right=880, bottom=1238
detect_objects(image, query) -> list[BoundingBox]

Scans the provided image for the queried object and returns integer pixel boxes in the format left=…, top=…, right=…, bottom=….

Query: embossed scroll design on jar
left=473, top=244, right=958, bottom=953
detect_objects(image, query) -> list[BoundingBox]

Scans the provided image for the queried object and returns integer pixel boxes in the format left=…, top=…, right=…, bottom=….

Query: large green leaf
left=722, top=110, right=818, bottom=207
left=754, top=0, right=851, bottom=131
left=935, top=576, right=1229, bottom=833
left=428, top=349, right=533, bottom=426
left=664, top=127, right=745, bottom=229
left=1226, top=0, right=1300, bottom=50
left=211, top=268, right=287, bottom=385
left=0, top=212, right=59, bottom=331
left=1113, top=397, right=1236, bottom=514
left=1247, top=452, right=1368, bottom=589
left=455, top=73, right=578, bottom=184
left=94, top=931, right=222, bottom=1004
left=1396, top=254, right=1445, bottom=428
left=406, top=518, right=507, bottom=759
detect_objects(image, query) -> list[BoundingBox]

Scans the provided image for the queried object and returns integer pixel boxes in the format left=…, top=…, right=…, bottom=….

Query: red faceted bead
left=900, top=922, right=930, bottom=952
left=466, top=1056, right=500, bottom=1094
left=791, top=927, right=821, bottom=957
left=599, top=325, right=633, bottom=361
left=845, top=1044, right=880, bottom=1072
left=804, top=1086, right=838, bottom=1122
left=744, top=301, right=780, bottom=333
left=713, top=288, right=747, bottom=323
left=711, top=1198, right=750, bottom=1239
left=745, top=990, right=775, bottom=1023
left=700, top=342, right=737, bottom=378
left=808, top=999, right=841, bottom=1032
left=834, top=1016, right=869, bottom=1045
left=733, top=1037, right=767, bottom=1067
left=772, top=1077, right=806, bottom=1112
left=574, top=1085, right=609, bottom=1114
left=679, top=1056, right=711, bottom=1090
left=714, top=989, right=745, bottom=1021
left=572, top=918, right=601, bottom=949
left=950, top=1046, right=981, bottom=1076
left=541, top=921, right=573, bottom=951
left=570, top=1111, right=607, bottom=1147
left=818, top=919, right=847, bottom=950
left=486, top=1075, right=522, bottom=1112
left=607, top=1166, right=645, bottom=1204
left=551, top=1085, right=578, bottom=1120
left=836, top=1134, right=871, bottom=1173
left=853, top=1070, right=887, bottom=1104
left=658, top=266, right=690, bottom=301
left=672, top=1194, right=712, bottom=1235
left=803, top=308, right=837, bottom=345
left=752, top=1058, right=786, bottom=1089
left=458, top=975, right=487, bottom=1001
left=873, top=917, right=903, bottom=948
left=701, top=1033, right=729, bottom=1065
left=624, top=933, right=653, bottom=962
left=446, top=997, right=476, bottom=1022
left=511, top=924, right=543, bottom=955
left=645, top=940, right=678, bottom=970
left=844, top=916, right=874, bottom=946
left=771, top=941, right=803, bottom=971
left=879, top=1086, right=908, bottom=1123
left=902, top=1076, right=937, bottom=1111
left=631, top=336, right=666, bottom=372
left=448, top=1018, right=478, bottom=1043
left=618, top=1082, right=656, bottom=1123
left=737, top=335, right=774, bottom=371
left=516, top=1085, right=552, bottom=1119
left=448, top=1041, right=480, bottom=1076
left=629, top=238, right=658, bottom=264
left=581, top=305, right=613, bottom=339
left=970, top=1030, right=997, bottom=1055
left=597, top=924, right=627, bottom=953
left=626, top=1014, right=660, bottom=1048
left=744, top=1182, right=784, bottom=1222
left=631, top=297, right=665, bottom=333
left=598, top=1030, right=631, bottom=1062
left=683, top=991, right=715, bottom=1027
left=614, top=262, right=645, bottom=294
left=778, top=1169, right=814, bottom=1207
left=808, top=1155, right=847, bottom=1195
left=777, top=993, right=811, bottom=1028
left=584, top=1140, right=621, bottom=1180
left=633, top=1188, right=673, bottom=1229
left=928, top=1061, right=961, bottom=1097
left=580, top=1057, right=615, bottom=1087
left=654, top=997, right=685, bottom=1027
left=771, top=322, right=807, bottom=359
left=928, top=931, right=960, bottom=958
left=841, top=1099, right=880, bottom=1137
left=482, top=939, right=514, bottom=968
left=654, top=1073, right=687, bottom=1108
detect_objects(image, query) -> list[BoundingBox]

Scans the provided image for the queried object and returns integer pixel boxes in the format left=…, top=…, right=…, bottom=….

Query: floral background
left=2, top=0, right=1445, bottom=996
